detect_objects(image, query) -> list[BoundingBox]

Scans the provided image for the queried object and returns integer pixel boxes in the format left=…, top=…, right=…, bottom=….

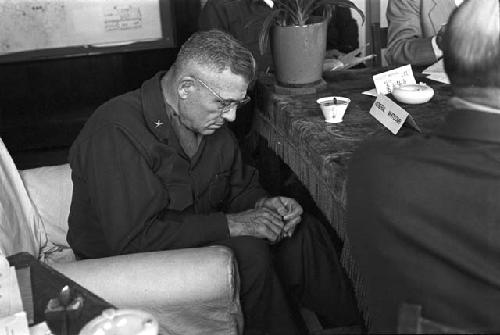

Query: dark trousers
left=213, top=213, right=359, bottom=335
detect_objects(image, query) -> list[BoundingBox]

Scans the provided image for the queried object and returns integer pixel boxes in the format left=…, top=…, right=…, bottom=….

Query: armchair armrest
left=52, top=246, right=243, bottom=335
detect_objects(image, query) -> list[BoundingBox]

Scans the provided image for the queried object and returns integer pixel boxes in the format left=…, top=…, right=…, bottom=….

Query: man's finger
left=284, top=217, right=301, bottom=232
left=258, top=218, right=283, bottom=239
left=283, top=204, right=303, bottom=221
left=261, top=215, right=284, bottom=234
left=260, top=207, right=283, bottom=220
left=277, top=197, right=289, bottom=216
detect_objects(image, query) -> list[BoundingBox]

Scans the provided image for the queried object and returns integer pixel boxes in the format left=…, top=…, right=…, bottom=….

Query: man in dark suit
left=68, top=29, right=360, bottom=335
left=347, top=0, right=500, bottom=332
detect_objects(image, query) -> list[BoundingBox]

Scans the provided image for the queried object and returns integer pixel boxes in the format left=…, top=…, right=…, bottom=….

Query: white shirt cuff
left=431, top=36, right=443, bottom=60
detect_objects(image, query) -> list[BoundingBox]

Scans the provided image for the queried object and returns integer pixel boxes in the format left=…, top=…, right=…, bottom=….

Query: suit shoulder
left=351, top=129, right=423, bottom=169
left=73, top=89, right=144, bottom=143
left=94, top=90, right=142, bottom=123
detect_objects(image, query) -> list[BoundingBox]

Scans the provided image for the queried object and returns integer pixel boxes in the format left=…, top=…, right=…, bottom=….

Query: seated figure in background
left=347, top=0, right=500, bottom=332
left=386, top=0, right=463, bottom=67
left=67, top=29, right=360, bottom=335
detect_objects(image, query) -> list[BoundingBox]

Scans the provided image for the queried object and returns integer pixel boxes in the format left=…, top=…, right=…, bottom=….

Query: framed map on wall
left=0, top=0, right=176, bottom=63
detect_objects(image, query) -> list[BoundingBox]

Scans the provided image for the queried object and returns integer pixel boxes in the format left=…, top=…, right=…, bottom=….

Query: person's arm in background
left=386, top=0, right=437, bottom=66
left=327, top=6, right=359, bottom=54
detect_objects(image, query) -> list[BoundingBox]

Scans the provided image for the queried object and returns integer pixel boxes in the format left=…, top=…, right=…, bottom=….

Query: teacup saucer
left=325, top=118, right=343, bottom=124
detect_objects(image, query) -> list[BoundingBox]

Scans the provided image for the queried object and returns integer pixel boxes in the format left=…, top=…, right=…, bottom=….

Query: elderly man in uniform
left=68, top=29, right=359, bottom=335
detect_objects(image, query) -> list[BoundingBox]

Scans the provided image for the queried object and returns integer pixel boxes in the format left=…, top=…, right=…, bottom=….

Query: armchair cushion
left=53, top=246, right=243, bottom=335
left=19, top=164, right=72, bottom=249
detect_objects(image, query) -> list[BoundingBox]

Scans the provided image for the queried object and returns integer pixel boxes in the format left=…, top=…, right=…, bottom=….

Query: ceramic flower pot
left=271, top=17, right=327, bottom=86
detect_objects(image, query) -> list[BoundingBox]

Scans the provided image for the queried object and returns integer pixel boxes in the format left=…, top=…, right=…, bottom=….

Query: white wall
left=379, top=0, right=389, bottom=65
left=351, top=0, right=366, bottom=56
left=380, top=0, right=388, bottom=27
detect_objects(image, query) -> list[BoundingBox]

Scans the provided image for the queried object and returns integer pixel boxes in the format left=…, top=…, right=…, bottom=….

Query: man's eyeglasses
left=194, top=77, right=251, bottom=114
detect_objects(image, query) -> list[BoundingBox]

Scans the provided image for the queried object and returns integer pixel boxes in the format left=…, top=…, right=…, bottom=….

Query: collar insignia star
left=154, top=120, right=163, bottom=128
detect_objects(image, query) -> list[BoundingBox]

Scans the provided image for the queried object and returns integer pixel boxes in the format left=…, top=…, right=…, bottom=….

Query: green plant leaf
left=275, top=0, right=301, bottom=25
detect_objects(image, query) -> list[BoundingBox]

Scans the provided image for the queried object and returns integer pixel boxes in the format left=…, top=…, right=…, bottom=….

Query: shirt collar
left=140, top=71, right=205, bottom=159
left=141, top=71, right=172, bottom=143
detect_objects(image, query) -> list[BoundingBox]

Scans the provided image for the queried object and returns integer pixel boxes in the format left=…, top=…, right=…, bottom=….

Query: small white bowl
left=316, top=96, right=350, bottom=123
left=392, top=83, right=434, bottom=104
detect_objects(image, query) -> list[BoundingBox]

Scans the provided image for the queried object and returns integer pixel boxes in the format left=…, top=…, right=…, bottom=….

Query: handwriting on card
left=373, top=65, right=416, bottom=95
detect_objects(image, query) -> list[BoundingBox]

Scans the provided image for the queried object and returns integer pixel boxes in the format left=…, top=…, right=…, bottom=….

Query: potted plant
left=259, top=0, right=365, bottom=86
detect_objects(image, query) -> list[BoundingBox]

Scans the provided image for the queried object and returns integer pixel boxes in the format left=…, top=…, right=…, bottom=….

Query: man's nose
left=222, top=106, right=237, bottom=122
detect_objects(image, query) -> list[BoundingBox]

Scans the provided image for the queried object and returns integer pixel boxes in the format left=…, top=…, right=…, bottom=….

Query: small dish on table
left=392, top=83, right=434, bottom=104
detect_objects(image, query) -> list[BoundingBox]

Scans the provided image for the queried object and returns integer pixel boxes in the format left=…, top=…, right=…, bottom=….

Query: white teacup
left=316, top=96, right=350, bottom=123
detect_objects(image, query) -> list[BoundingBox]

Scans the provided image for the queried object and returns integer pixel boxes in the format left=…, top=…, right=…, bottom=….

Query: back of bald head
left=173, top=29, right=256, bottom=84
left=443, top=0, right=500, bottom=88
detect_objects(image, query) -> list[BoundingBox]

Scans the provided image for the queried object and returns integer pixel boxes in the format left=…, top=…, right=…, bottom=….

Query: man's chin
left=203, top=124, right=224, bottom=134
left=202, top=128, right=219, bottom=135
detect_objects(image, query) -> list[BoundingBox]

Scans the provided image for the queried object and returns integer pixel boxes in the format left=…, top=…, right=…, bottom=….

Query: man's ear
left=178, top=77, right=196, bottom=99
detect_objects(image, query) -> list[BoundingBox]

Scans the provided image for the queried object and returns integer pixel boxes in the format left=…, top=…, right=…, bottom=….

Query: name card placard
left=373, top=65, right=416, bottom=95
left=369, top=94, right=421, bottom=134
